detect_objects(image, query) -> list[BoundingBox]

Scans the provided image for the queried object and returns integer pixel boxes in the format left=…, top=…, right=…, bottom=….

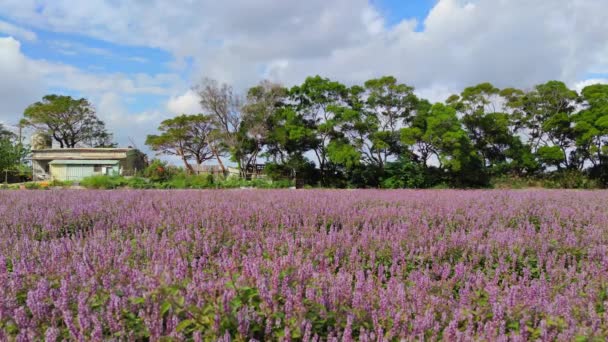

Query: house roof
left=49, top=160, right=120, bottom=165
left=33, top=148, right=135, bottom=152
left=31, top=148, right=139, bottom=160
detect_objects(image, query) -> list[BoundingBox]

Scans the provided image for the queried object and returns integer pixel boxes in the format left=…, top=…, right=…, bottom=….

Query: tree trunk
left=181, top=155, right=195, bottom=175
left=212, top=147, right=227, bottom=175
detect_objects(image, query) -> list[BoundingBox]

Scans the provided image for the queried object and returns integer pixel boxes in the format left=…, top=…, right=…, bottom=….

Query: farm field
left=1, top=190, right=608, bottom=341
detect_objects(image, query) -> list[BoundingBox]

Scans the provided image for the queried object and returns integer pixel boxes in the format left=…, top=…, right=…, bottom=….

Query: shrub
left=49, top=179, right=74, bottom=188
left=126, top=177, right=152, bottom=189
left=24, top=182, right=42, bottom=190
left=381, top=158, right=426, bottom=189
left=80, top=175, right=129, bottom=189
left=543, top=170, right=598, bottom=189
left=144, top=159, right=177, bottom=182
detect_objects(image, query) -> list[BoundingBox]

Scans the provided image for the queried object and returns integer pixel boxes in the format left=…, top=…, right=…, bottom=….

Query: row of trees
left=146, top=77, right=608, bottom=188
left=7, top=77, right=608, bottom=188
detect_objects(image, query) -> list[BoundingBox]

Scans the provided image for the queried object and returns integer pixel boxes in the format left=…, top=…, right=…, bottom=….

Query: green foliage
left=80, top=175, right=129, bottom=189
left=537, top=146, right=565, bottom=167
left=145, top=114, right=217, bottom=173
left=79, top=173, right=292, bottom=190
left=22, top=94, right=115, bottom=148
left=0, top=124, right=29, bottom=182
left=543, top=170, right=598, bottom=189
left=381, top=158, right=426, bottom=188
left=143, top=159, right=176, bottom=182
left=24, top=182, right=42, bottom=190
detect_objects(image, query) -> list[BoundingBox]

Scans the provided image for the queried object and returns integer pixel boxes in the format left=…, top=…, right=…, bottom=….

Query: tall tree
left=0, top=124, right=28, bottom=177
left=23, top=95, right=115, bottom=148
left=506, top=81, right=578, bottom=169
left=290, top=76, right=347, bottom=184
left=239, top=81, right=288, bottom=177
left=573, top=84, right=608, bottom=168
left=402, top=103, right=486, bottom=186
left=447, top=83, right=525, bottom=173
left=145, top=114, right=216, bottom=174
left=195, top=78, right=242, bottom=175
left=362, top=76, right=419, bottom=171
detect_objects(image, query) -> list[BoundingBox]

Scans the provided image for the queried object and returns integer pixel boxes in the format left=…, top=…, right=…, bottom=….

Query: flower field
left=1, top=190, right=608, bottom=341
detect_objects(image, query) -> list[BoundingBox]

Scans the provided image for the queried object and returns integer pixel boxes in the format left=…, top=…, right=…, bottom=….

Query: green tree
left=402, top=103, right=486, bottom=186
left=506, top=81, right=578, bottom=169
left=290, top=76, right=348, bottom=185
left=362, top=76, right=418, bottom=171
left=146, top=114, right=216, bottom=174
left=0, top=124, right=29, bottom=181
left=239, top=81, right=288, bottom=178
left=447, top=83, right=533, bottom=175
left=23, top=95, right=115, bottom=148
left=573, top=84, right=608, bottom=167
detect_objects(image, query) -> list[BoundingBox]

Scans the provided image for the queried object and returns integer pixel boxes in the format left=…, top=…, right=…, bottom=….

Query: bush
left=49, top=179, right=74, bottom=187
left=80, top=175, right=128, bottom=189
left=126, top=177, right=152, bottom=189
left=491, top=175, right=542, bottom=189
left=542, top=170, right=598, bottom=189
left=381, top=158, right=426, bottom=189
left=24, top=182, right=42, bottom=190
left=144, top=159, right=177, bottom=182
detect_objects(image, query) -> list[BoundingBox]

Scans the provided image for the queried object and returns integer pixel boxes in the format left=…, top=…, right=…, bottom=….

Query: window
left=94, top=165, right=102, bottom=172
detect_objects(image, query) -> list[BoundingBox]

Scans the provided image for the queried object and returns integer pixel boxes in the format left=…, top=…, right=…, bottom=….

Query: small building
left=32, top=148, right=146, bottom=181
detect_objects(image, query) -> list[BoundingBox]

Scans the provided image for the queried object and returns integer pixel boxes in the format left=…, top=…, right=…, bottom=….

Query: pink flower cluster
left=1, top=190, right=607, bottom=340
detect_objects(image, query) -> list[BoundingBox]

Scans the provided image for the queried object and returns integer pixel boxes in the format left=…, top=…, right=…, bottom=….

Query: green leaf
left=175, top=319, right=194, bottom=332
left=161, top=301, right=172, bottom=316
left=130, top=297, right=146, bottom=305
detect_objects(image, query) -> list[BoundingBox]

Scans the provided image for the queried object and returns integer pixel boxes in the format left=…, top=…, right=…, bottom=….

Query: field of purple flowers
left=1, top=190, right=608, bottom=340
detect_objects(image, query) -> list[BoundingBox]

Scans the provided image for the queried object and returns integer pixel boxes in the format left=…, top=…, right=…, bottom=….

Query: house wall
left=50, top=164, right=121, bottom=181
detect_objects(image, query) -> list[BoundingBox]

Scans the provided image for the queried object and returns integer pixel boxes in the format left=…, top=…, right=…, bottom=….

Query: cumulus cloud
left=0, top=37, right=45, bottom=122
left=2, top=0, right=606, bottom=93
left=95, top=92, right=168, bottom=149
left=573, top=79, right=608, bottom=93
left=167, top=90, right=201, bottom=115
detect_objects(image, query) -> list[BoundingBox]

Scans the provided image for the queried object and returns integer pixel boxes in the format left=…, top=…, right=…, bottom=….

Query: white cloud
left=167, top=90, right=201, bottom=115
left=0, top=37, right=45, bottom=122
left=95, top=92, right=168, bottom=149
left=2, top=0, right=606, bottom=93
left=573, top=79, right=608, bottom=93
left=0, top=20, right=37, bottom=41
left=0, top=36, right=184, bottom=148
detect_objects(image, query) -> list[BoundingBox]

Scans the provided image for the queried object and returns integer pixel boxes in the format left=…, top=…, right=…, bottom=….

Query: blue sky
left=375, top=0, right=436, bottom=29
left=0, top=0, right=606, bottom=154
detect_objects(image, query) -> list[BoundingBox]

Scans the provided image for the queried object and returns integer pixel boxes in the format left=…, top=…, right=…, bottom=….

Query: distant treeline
left=12, top=76, right=608, bottom=189
left=145, top=77, right=608, bottom=188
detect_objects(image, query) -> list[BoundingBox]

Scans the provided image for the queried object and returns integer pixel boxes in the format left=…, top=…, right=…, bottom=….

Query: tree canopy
left=145, top=114, right=218, bottom=174
left=23, top=95, right=115, bottom=148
